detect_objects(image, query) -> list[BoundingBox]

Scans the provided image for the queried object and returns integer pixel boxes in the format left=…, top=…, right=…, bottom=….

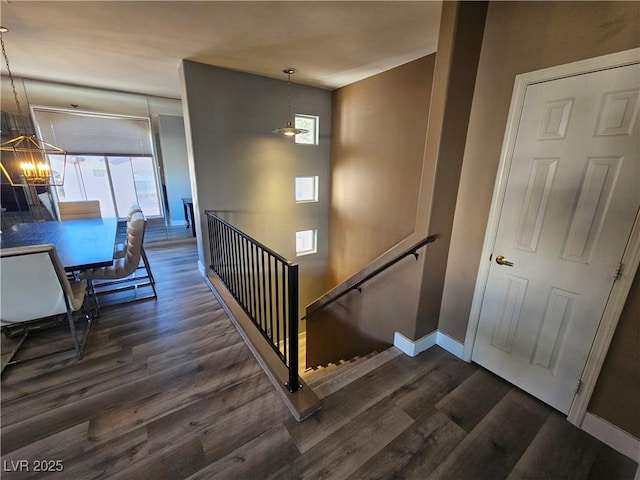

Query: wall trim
left=394, top=330, right=464, bottom=359
left=198, top=259, right=206, bottom=277
left=436, top=332, right=464, bottom=358
left=581, top=412, right=640, bottom=463
left=394, top=331, right=437, bottom=357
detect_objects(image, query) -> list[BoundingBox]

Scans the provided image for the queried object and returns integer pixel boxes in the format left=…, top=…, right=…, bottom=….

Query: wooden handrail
left=302, top=235, right=436, bottom=320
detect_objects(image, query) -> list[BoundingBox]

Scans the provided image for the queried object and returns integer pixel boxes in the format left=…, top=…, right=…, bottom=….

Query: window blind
left=33, top=108, right=153, bottom=156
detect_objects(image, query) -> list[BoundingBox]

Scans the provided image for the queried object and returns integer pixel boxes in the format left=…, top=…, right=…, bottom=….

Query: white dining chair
left=58, top=200, right=101, bottom=220
left=0, top=244, right=91, bottom=376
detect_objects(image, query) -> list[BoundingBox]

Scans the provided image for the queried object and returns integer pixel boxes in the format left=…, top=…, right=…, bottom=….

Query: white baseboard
left=394, top=330, right=465, bottom=359
left=581, top=412, right=640, bottom=463
left=394, top=331, right=437, bottom=357
left=198, top=259, right=206, bottom=277
left=436, top=332, right=464, bottom=359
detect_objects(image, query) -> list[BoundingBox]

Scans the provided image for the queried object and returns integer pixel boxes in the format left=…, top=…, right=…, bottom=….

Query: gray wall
left=180, top=61, right=332, bottom=316
left=157, top=115, right=191, bottom=224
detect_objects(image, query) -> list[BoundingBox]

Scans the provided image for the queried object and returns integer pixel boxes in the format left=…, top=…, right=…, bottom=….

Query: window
left=33, top=108, right=161, bottom=218
left=295, top=176, right=319, bottom=203
left=294, top=114, right=319, bottom=145
left=296, top=229, right=317, bottom=256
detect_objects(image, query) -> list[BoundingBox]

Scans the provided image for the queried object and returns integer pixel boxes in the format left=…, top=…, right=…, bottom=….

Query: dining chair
left=58, top=200, right=102, bottom=220
left=82, top=211, right=157, bottom=305
left=0, top=244, right=91, bottom=376
left=114, top=204, right=143, bottom=259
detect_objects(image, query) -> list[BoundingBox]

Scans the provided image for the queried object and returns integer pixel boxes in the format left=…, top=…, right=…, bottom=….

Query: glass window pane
left=132, top=157, right=161, bottom=216
left=296, top=229, right=317, bottom=256
left=77, top=156, right=116, bottom=218
left=108, top=157, right=138, bottom=217
left=295, top=114, right=319, bottom=145
left=52, top=154, right=83, bottom=202
left=295, top=176, right=318, bottom=203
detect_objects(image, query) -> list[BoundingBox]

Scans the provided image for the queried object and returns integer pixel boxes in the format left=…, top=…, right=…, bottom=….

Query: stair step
left=301, top=350, right=377, bottom=386
left=307, top=346, right=402, bottom=399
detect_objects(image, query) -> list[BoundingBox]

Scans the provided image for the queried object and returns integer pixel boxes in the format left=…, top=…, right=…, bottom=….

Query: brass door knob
left=495, top=255, right=514, bottom=267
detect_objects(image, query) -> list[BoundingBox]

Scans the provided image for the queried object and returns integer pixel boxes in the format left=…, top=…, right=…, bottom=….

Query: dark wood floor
left=1, top=243, right=637, bottom=479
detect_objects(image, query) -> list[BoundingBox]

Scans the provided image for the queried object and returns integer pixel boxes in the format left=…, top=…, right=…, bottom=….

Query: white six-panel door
left=472, top=63, right=639, bottom=414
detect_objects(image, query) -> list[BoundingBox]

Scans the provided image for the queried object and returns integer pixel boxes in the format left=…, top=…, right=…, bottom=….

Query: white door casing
left=464, top=48, right=640, bottom=424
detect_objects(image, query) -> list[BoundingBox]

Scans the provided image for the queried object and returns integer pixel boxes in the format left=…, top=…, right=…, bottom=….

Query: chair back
left=58, top=200, right=101, bottom=220
left=84, top=211, right=146, bottom=280
left=123, top=211, right=146, bottom=272
left=0, top=244, right=75, bottom=324
left=127, top=204, right=143, bottom=222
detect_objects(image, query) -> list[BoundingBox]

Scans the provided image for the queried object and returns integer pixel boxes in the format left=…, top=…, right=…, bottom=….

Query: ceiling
left=0, top=1, right=442, bottom=101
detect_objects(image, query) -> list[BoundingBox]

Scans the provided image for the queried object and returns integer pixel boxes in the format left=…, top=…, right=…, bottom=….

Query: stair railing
left=303, top=235, right=436, bottom=320
left=206, top=211, right=299, bottom=392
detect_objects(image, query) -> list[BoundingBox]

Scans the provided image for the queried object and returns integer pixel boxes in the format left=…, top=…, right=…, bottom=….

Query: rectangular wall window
left=296, top=229, right=317, bottom=256
left=295, top=176, right=319, bottom=203
left=295, top=114, right=319, bottom=145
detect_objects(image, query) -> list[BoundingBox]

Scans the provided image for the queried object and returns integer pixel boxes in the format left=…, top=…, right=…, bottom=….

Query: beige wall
left=327, top=55, right=435, bottom=288
left=317, top=2, right=486, bottom=347
left=415, top=1, right=487, bottom=338
left=589, top=269, right=640, bottom=438
left=439, top=1, right=639, bottom=434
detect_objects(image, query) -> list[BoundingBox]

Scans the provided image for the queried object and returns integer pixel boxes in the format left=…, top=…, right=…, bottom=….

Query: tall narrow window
left=294, top=114, right=319, bottom=145
left=295, top=176, right=319, bottom=203
left=296, top=229, right=317, bottom=256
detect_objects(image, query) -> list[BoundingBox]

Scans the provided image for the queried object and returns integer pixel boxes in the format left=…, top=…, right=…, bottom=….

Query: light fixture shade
left=0, top=134, right=67, bottom=187
left=271, top=121, right=308, bottom=137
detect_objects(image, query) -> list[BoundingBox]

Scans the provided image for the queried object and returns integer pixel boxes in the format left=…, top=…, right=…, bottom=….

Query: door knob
left=495, top=255, right=514, bottom=267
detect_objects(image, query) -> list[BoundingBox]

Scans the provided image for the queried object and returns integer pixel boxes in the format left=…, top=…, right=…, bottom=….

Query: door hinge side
left=575, top=379, right=583, bottom=394
left=614, top=262, right=624, bottom=281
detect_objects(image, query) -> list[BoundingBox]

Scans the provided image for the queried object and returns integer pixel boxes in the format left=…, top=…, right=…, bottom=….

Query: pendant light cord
left=1, top=33, right=24, bottom=122
left=287, top=70, right=292, bottom=123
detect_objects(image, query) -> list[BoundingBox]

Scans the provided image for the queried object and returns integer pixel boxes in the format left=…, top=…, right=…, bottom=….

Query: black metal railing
left=303, top=235, right=437, bottom=320
left=206, top=211, right=299, bottom=392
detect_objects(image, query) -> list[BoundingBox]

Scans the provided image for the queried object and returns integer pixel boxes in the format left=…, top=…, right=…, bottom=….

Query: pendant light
left=0, top=28, right=67, bottom=187
left=271, top=68, right=308, bottom=137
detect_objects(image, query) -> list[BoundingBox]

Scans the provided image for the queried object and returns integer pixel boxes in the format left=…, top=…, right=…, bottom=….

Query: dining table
left=0, top=217, right=119, bottom=272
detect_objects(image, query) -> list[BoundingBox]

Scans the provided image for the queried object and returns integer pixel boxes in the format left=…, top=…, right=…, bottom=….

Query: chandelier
left=0, top=28, right=67, bottom=187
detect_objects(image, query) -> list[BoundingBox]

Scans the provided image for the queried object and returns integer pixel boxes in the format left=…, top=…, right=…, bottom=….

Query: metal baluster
left=243, top=236, right=252, bottom=321
left=267, top=253, right=274, bottom=347
left=231, top=229, right=240, bottom=299
left=287, top=264, right=299, bottom=392
left=221, top=222, right=229, bottom=286
left=261, top=249, right=268, bottom=339
left=238, top=235, right=247, bottom=306
left=274, top=257, right=281, bottom=358
left=251, top=243, right=259, bottom=328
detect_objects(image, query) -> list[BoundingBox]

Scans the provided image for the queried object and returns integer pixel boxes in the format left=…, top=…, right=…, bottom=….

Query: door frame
left=463, top=48, right=640, bottom=426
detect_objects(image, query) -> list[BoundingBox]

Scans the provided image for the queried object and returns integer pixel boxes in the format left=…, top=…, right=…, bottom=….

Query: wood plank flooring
left=1, top=242, right=637, bottom=479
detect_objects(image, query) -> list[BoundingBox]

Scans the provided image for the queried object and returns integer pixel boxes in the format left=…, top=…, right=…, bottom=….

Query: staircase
left=301, top=345, right=402, bottom=400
